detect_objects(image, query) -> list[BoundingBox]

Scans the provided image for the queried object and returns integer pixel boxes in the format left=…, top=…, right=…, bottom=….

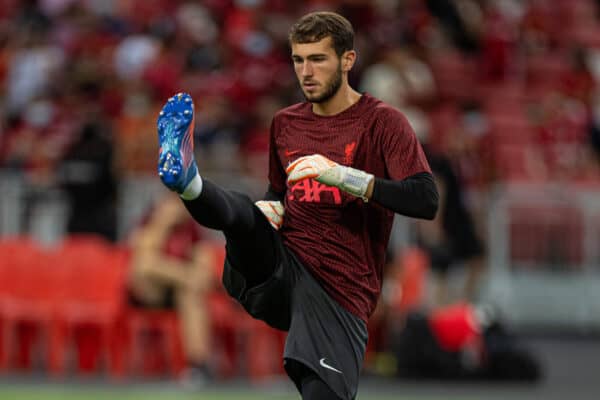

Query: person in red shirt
left=155, top=11, right=438, bottom=400
left=127, top=194, right=213, bottom=385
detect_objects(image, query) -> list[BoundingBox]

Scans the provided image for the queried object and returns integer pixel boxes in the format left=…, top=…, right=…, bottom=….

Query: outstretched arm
left=286, top=154, right=438, bottom=220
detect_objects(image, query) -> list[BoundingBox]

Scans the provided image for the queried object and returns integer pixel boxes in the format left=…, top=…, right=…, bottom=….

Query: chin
left=304, top=90, right=328, bottom=103
left=303, top=93, right=319, bottom=102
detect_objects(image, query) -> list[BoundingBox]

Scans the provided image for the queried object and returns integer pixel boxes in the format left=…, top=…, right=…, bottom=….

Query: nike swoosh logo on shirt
left=285, top=149, right=300, bottom=157
left=319, top=358, right=343, bottom=374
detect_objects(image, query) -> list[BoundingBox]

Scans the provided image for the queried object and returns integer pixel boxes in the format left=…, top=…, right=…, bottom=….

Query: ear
left=341, top=50, right=356, bottom=72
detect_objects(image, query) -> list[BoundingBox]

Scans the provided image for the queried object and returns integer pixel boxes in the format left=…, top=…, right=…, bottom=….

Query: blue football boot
left=157, top=92, right=198, bottom=193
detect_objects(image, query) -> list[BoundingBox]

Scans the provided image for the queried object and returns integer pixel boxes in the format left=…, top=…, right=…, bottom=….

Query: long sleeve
left=370, top=172, right=438, bottom=219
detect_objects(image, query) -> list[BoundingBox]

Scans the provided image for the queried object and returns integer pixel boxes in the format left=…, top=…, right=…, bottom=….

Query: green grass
left=0, top=386, right=459, bottom=400
left=0, top=387, right=292, bottom=400
left=0, top=391, right=288, bottom=400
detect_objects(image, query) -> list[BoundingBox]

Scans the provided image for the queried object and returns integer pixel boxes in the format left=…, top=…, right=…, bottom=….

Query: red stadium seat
left=243, top=318, right=286, bottom=382
left=207, top=242, right=286, bottom=382
left=122, top=240, right=287, bottom=382
left=0, top=237, right=60, bottom=372
left=125, top=308, right=186, bottom=377
left=124, top=241, right=225, bottom=379
left=49, top=236, right=128, bottom=378
left=212, top=240, right=288, bottom=380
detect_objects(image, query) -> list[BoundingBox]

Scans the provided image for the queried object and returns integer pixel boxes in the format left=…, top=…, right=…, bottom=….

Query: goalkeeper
left=156, top=11, right=438, bottom=400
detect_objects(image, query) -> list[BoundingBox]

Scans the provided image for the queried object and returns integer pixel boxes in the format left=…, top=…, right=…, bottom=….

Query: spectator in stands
left=425, top=0, right=481, bottom=54
left=57, top=118, right=118, bottom=241
left=126, top=194, right=214, bottom=386
left=416, top=143, right=486, bottom=306
left=591, top=89, right=600, bottom=160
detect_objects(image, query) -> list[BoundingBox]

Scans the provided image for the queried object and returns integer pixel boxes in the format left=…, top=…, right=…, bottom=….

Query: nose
left=301, top=61, right=313, bottom=77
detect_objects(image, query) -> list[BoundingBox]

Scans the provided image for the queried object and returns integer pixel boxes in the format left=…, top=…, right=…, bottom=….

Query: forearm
left=369, top=172, right=439, bottom=219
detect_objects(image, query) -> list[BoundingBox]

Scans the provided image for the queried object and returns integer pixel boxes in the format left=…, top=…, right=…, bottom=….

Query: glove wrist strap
left=318, top=166, right=373, bottom=201
left=342, top=167, right=374, bottom=201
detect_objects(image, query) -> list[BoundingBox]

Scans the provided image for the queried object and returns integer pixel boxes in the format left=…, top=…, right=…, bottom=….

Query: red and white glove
left=255, top=200, right=285, bottom=230
left=286, top=154, right=374, bottom=200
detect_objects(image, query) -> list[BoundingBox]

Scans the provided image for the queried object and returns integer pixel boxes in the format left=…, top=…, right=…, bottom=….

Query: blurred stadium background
left=1, top=0, right=600, bottom=399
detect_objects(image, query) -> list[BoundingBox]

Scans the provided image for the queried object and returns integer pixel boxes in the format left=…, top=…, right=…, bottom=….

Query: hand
left=255, top=200, right=285, bottom=230
left=286, top=154, right=337, bottom=183
left=286, top=154, right=374, bottom=200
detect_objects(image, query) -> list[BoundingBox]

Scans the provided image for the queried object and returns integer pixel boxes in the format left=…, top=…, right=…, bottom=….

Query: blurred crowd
left=5, top=0, right=597, bottom=382
left=2, top=0, right=600, bottom=194
left=3, top=0, right=600, bottom=306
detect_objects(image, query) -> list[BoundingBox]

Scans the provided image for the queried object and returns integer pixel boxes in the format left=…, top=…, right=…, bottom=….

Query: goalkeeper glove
left=255, top=200, right=285, bottom=230
left=286, top=154, right=374, bottom=201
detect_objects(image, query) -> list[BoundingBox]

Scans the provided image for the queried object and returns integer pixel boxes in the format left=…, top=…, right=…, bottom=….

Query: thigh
left=222, top=228, right=295, bottom=331
left=183, top=184, right=279, bottom=280
left=223, top=202, right=280, bottom=286
left=284, top=261, right=367, bottom=400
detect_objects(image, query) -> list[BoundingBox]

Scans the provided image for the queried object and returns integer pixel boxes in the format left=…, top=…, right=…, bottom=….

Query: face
left=291, top=37, right=346, bottom=104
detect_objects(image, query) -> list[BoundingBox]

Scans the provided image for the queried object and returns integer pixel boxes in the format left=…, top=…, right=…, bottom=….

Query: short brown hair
left=288, top=11, right=354, bottom=57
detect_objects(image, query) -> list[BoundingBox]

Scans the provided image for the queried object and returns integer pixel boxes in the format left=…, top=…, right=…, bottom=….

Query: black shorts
left=222, top=233, right=367, bottom=400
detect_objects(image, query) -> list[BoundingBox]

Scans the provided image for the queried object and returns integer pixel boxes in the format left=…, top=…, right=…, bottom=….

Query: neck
left=312, top=84, right=362, bottom=116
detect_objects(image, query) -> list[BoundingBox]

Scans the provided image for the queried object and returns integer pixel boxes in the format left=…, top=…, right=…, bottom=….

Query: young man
left=156, top=11, right=438, bottom=400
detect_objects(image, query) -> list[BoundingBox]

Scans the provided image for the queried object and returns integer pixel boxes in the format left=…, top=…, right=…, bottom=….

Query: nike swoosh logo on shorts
left=319, top=358, right=342, bottom=374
